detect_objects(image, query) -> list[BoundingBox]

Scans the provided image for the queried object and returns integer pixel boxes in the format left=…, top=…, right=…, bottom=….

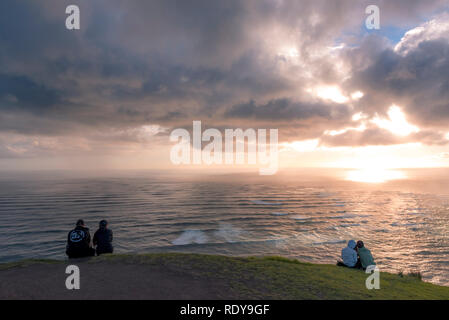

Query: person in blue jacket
left=337, top=240, right=361, bottom=268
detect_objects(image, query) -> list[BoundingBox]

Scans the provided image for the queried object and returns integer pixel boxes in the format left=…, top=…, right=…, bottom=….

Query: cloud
left=320, top=126, right=449, bottom=147
left=1, top=0, right=449, bottom=160
left=225, top=98, right=351, bottom=121
left=345, top=12, right=449, bottom=134
left=394, top=13, right=449, bottom=55
left=0, top=73, right=62, bottom=111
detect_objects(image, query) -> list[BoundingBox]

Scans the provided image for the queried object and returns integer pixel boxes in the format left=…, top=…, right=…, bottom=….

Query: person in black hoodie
left=66, top=219, right=95, bottom=258
left=93, top=220, right=113, bottom=256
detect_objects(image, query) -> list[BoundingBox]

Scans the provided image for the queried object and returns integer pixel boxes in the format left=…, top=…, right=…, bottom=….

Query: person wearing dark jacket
left=66, top=219, right=95, bottom=258
left=93, top=220, right=113, bottom=256
left=356, top=240, right=376, bottom=270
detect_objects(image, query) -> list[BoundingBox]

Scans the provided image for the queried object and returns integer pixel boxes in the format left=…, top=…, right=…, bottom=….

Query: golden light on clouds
left=324, top=123, right=366, bottom=136
left=351, top=112, right=368, bottom=121
left=282, top=139, right=320, bottom=152
left=371, top=105, right=419, bottom=136
left=310, top=85, right=349, bottom=104
left=350, top=91, right=364, bottom=100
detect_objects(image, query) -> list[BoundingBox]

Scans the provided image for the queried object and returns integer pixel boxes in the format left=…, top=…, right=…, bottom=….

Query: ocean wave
left=271, top=212, right=289, bottom=216
left=390, top=222, right=419, bottom=227
left=327, top=214, right=358, bottom=219
left=251, top=200, right=282, bottom=205
left=213, top=223, right=244, bottom=243
left=172, top=230, right=209, bottom=246
left=291, top=215, right=312, bottom=220
left=312, top=240, right=346, bottom=245
left=339, top=223, right=361, bottom=228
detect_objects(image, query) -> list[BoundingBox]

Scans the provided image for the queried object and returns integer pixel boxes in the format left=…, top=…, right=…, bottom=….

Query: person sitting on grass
left=356, top=240, right=375, bottom=270
left=66, top=219, right=95, bottom=258
left=337, top=240, right=361, bottom=268
left=93, top=220, right=113, bottom=256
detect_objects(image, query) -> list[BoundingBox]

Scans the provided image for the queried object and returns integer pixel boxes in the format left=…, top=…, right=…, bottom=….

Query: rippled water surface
left=1, top=170, right=449, bottom=286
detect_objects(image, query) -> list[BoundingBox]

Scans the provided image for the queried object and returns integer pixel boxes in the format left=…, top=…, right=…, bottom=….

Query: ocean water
left=1, top=170, right=449, bottom=286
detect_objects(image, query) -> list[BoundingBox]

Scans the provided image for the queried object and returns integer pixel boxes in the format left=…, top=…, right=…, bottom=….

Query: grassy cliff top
left=1, top=253, right=448, bottom=299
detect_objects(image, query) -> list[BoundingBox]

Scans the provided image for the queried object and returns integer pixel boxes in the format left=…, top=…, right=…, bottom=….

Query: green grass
left=2, top=253, right=448, bottom=299
left=90, top=253, right=449, bottom=299
left=0, top=258, right=61, bottom=270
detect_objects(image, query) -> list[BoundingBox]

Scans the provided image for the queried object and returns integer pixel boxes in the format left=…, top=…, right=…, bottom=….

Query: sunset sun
left=345, top=168, right=406, bottom=183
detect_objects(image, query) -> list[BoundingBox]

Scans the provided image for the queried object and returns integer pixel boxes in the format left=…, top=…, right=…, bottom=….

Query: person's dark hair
left=76, top=219, right=84, bottom=226
left=99, top=220, right=108, bottom=228
left=357, top=240, right=364, bottom=248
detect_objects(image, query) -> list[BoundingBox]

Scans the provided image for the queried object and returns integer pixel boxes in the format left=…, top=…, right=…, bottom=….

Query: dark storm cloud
left=320, top=127, right=449, bottom=147
left=225, top=98, right=351, bottom=121
left=1, top=0, right=347, bottom=136
left=1, top=0, right=449, bottom=156
left=345, top=36, right=449, bottom=130
left=0, top=74, right=62, bottom=111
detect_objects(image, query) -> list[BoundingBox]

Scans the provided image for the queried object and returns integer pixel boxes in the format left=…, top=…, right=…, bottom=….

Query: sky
left=1, top=0, right=449, bottom=173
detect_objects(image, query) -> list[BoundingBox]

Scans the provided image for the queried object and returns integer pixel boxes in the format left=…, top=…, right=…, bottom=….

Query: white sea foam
left=213, top=223, right=243, bottom=243
left=291, top=215, right=311, bottom=220
left=172, top=230, right=209, bottom=245
left=251, top=200, right=282, bottom=205
left=271, top=212, right=289, bottom=216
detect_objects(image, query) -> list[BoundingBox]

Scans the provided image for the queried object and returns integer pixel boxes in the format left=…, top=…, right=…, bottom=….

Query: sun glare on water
left=345, top=169, right=406, bottom=183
